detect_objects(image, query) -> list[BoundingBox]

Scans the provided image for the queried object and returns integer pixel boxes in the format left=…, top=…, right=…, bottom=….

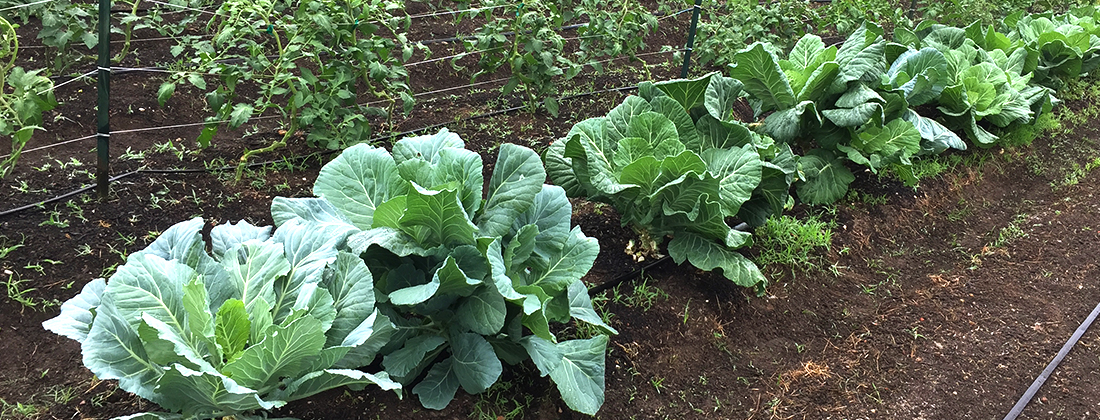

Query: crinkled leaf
left=314, top=144, right=408, bottom=229
left=477, top=144, right=546, bottom=238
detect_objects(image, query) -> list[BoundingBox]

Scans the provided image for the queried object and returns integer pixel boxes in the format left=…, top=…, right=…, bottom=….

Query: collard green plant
left=43, top=218, right=400, bottom=420
left=546, top=73, right=797, bottom=289
left=1005, top=7, right=1100, bottom=87
left=273, top=129, right=615, bottom=415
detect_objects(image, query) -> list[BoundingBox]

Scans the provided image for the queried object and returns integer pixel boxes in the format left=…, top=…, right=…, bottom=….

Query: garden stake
left=679, top=0, right=703, bottom=78
left=95, top=0, right=111, bottom=199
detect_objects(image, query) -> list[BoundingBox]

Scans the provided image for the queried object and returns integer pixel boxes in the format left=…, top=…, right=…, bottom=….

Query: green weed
left=752, top=214, right=833, bottom=274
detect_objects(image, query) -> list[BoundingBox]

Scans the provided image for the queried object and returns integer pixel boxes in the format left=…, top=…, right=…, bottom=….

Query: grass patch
left=752, top=214, right=833, bottom=275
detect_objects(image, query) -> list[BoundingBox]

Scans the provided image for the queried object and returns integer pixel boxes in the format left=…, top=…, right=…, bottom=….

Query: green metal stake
left=680, top=0, right=703, bottom=79
left=96, top=0, right=110, bottom=199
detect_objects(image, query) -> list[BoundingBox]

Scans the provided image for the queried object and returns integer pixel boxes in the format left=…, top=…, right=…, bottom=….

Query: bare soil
left=2, top=2, right=1099, bottom=420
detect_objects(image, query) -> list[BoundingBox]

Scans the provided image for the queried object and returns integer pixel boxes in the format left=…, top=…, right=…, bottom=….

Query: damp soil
left=2, top=2, right=1100, bottom=419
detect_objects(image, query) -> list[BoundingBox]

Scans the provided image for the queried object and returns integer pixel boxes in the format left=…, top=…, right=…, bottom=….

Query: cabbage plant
left=272, top=129, right=615, bottom=415
left=43, top=218, right=400, bottom=420
left=545, top=73, right=796, bottom=289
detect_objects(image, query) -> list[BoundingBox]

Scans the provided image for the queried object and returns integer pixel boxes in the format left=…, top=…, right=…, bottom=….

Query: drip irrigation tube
left=1002, top=300, right=1100, bottom=420
left=0, top=82, right=641, bottom=219
left=587, top=222, right=751, bottom=296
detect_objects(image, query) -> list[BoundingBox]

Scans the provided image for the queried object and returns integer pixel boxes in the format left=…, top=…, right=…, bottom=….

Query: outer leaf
left=383, top=334, right=447, bottom=378
left=270, top=197, right=357, bottom=231
left=322, top=252, right=377, bottom=347
left=512, top=185, right=571, bottom=259
left=314, top=144, right=408, bottom=229
left=223, top=241, right=288, bottom=314
left=391, top=128, right=464, bottom=165
left=43, top=278, right=105, bottom=342
left=209, top=221, right=272, bottom=260
left=903, top=109, right=966, bottom=154
left=276, top=369, right=401, bottom=401
left=667, top=232, right=766, bottom=287
left=155, top=364, right=281, bottom=416
left=450, top=333, right=503, bottom=394
left=728, top=43, right=796, bottom=112
left=704, top=75, right=744, bottom=121
left=566, top=280, right=617, bottom=334
left=548, top=336, right=609, bottom=416
left=544, top=139, right=583, bottom=197
left=653, top=72, right=715, bottom=111
left=412, top=357, right=460, bottom=410
left=796, top=149, right=855, bottom=205
left=477, top=144, right=546, bottom=238
left=520, top=335, right=563, bottom=376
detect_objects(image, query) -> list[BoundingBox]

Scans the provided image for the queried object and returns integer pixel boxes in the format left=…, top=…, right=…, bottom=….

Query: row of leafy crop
left=0, top=0, right=657, bottom=180
left=690, top=0, right=1092, bottom=69
left=545, top=6, right=1100, bottom=288
left=38, top=7, right=1100, bottom=420
left=45, top=130, right=617, bottom=419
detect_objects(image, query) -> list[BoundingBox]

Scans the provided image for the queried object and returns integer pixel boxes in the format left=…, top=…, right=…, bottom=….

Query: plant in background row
left=546, top=72, right=800, bottom=290
left=159, top=0, right=416, bottom=179
left=273, top=129, right=615, bottom=414
left=725, top=21, right=1056, bottom=204
left=1, top=16, right=58, bottom=178
left=689, top=0, right=819, bottom=68
left=1002, top=6, right=1100, bottom=88
left=458, top=0, right=656, bottom=115
left=44, top=218, right=401, bottom=419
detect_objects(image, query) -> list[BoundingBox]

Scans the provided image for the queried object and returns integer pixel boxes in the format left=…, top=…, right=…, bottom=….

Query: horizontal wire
left=0, top=0, right=53, bottom=13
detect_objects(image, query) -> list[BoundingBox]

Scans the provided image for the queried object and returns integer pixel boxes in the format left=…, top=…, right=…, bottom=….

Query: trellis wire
left=0, top=0, right=53, bottom=13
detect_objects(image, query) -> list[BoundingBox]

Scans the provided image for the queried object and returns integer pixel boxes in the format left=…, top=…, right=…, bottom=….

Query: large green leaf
left=455, top=285, right=508, bottom=336
left=383, top=334, right=447, bottom=378
left=511, top=185, right=571, bottom=259
left=728, top=43, right=796, bottom=112
left=322, top=252, right=377, bottom=347
left=903, top=109, right=966, bottom=154
left=276, top=369, right=401, bottom=401
left=412, top=357, right=460, bottom=409
left=477, top=144, right=546, bottom=238
left=605, top=95, right=653, bottom=142
left=155, top=364, right=282, bottom=417
left=701, top=144, right=763, bottom=216
left=209, top=221, right=272, bottom=260
left=400, top=183, right=478, bottom=248
left=543, top=139, right=583, bottom=197
left=271, top=221, right=343, bottom=322
left=270, top=197, right=357, bottom=233
left=314, top=144, right=408, bottom=229
left=703, top=75, right=744, bottom=121
left=566, top=280, right=617, bottom=334
left=796, top=149, right=855, bottom=205
left=548, top=336, right=609, bottom=416
left=222, top=241, right=288, bottom=314
left=391, top=128, right=464, bottom=165
left=521, top=227, right=599, bottom=293
left=221, top=315, right=326, bottom=391
left=667, top=233, right=765, bottom=287
left=653, top=72, right=715, bottom=111
left=648, top=95, right=701, bottom=150
left=43, top=278, right=105, bottom=342
left=761, top=100, right=818, bottom=143
left=450, top=333, right=503, bottom=394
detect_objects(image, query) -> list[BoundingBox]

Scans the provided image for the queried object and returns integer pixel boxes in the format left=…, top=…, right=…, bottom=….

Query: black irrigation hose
left=0, top=83, right=641, bottom=219
left=587, top=222, right=750, bottom=296
left=1002, top=301, right=1100, bottom=420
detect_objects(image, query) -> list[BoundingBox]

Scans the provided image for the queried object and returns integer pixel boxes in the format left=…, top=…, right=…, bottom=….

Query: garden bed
left=2, top=1, right=1100, bottom=419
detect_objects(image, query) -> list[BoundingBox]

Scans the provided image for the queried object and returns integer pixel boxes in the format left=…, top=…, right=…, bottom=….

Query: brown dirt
left=2, top=2, right=1100, bottom=420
